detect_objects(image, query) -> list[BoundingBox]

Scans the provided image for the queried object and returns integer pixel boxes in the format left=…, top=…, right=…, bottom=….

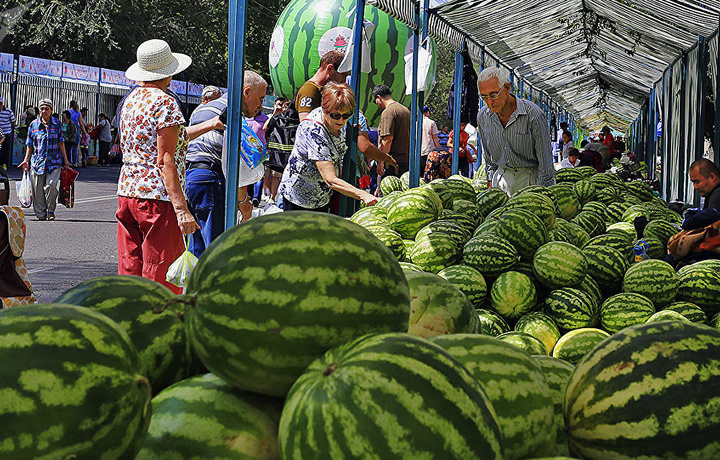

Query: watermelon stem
left=157, top=294, right=197, bottom=316
left=322, top=363, right=338, bottom=377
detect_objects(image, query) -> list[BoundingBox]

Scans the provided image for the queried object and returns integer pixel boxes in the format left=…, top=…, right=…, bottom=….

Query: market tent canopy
left=367, top=0, right=720, bottom=132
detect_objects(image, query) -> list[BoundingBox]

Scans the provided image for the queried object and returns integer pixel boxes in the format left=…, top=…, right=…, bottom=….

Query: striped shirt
left=0, top=107, right=15, bottom=135
left=187, top=94, right=226, bottom=165
left=477, top=97, right=555, bottom=187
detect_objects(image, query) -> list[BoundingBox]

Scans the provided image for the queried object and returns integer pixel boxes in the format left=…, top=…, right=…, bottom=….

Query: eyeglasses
left=480, top=91, right=502, bottom=101
left=328, top=112, right=352, bottom=120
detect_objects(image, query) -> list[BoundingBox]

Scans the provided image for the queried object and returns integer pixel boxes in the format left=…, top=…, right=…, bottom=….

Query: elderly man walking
left=0, top=96, right=15, bottom=174
left=19, top=99, right=69, bottom=220
left=476, top=67, right=555, bottom=196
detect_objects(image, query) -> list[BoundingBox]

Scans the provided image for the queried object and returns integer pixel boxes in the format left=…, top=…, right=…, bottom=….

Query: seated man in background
left=559, top=148, right=581, bottom=169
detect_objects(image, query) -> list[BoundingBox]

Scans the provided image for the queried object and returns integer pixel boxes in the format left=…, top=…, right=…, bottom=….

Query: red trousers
left=116, top=196, right=184, bottom=294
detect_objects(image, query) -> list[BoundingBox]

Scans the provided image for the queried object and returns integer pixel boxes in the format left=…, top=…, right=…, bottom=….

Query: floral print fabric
left=117, top=87, right=187, bottom=201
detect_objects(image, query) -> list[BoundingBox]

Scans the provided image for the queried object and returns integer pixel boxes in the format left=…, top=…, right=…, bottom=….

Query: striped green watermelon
left=0, top=304, right=152, bottom=459
left=410, top=232, right=460, bottom=272
left=424, top=179, right=454, bottom=210
left=532, top=356, right=574, bottom=457
left=387, top=188, right=443, bottom=239
left=625, top=181, right=654, bottom=202
left=376, top=191, right=402, bottom=209
left=575, top=166, right=597, bottom=178
left=555, top=168, right=585, bottom=183
left=416, top=219, right=472, bottom=246
left=496, top=331, right=548, bottom=355
left=552, top=328, right=610, bottom=365
left=548, top=226, right=574, bottom=244
left=437, top=210, right=477, bottom=234
left=505, top=192, right=558, bottom=230
left=559, top=221, right=590, bottom=247
left=577, top=274, right=603, bottom=306
left=279, top=333, right=505, bottom=459
left=676, top=266, right=720, bottom=316
left=402, top=239, right=415, bottom=257
left=623, top=259, right=679, bottom=307
left=54, top=275, right=199, bottom=395
left=463, top=234, right=519, bottom=278
left=476, top=187, right=509, bottom=218
left=476, top=308, right=512, bottom=336
left=532, top=241, right=588, bottom=289
left=269, top=0, right=436, bottom=126
left=605, top=201, right=631, bottom=223
left=581, top=245, right=629, bottom=293
left=571, top=211, right=605, bottom=238
left=621, top=204, right=650, bottom=223
left=438, top=265, right=487, bottom=307
left=473, top=218, right=498, bottom=237
left=646, top=309, right=692, bottom=323
left=380, top=175, right=403, bottom=196
left=444, top=177, right=478, bottom=202
left=515, top=311, right=561, bottom=354
left=574, top=180, right=596, bottom=204
left=606, top=221, right=637, bottom=243
left=622, top=193, right=644, bottom=206
left=544, top=288, right=598, bottom=330
left=599, top=292, right=656, bottom=333
left=548, top=185, right=581, bottom=220
left=138, top=373, right=283, bottom=459
left=642, top=236, right=667, bottom=259
left=432, top=334, right=556, bottom=459
left=644, top=219, right=679, bottom=246
left=491, top=271, right=537, bottom=320
left=565, top=321, right=720, bottom=459
left=349, top=205, right=388, bottom=227
left=452, top=199, right=481, bottom=225
left=664, top=301, right=707, bottom=324
left=641, top=201, right=670, bottom=221
left=677, top=259, right=720, bottom=276
left=589, top=172, right=619, bottom=189
left=495, top=208, right=549, bottom=259
left=595, top=187, right=621, bottom=205
left=583, top=233, right=633, bottom=258
left=399, top=261, right=423, bottom=273
left=407, top=271, right=478, bottom=337
left=184, top=212, right=410, bottom=397
left=712, top=313, right=720, bottom=331
left=365, top=224, right=406, bottom=261
left=581, top=201, right=607, bottom=219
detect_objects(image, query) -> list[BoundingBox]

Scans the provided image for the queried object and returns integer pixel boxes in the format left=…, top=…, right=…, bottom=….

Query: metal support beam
left=451, top=48, right=463, bottom=175
left=224, top=0, right=248, bottom=230
left=338, top=0, right=366, bottom=217
left=408, top=0, right=422, bottom=189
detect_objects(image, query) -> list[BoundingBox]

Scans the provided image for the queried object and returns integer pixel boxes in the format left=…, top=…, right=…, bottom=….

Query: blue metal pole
left=451, top=47, right=463, bottom=175
left=412, top=0, right=430, bottom=187
left=519, top=78, right=524, bottom=99
left=476, top=60, right=484, bottom=182
left=408, top=1, right=421, bottom=189
left=225, top=0, right=248, bottom=230
left=339, top=0, right=365, bottom=216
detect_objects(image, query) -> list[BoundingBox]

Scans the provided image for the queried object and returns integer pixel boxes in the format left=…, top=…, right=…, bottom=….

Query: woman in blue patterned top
left=279, top=82, right=378, bottom=212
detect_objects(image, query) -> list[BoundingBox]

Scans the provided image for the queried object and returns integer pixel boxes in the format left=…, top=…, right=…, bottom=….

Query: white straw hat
left=125, top=39, right=192, bottom=82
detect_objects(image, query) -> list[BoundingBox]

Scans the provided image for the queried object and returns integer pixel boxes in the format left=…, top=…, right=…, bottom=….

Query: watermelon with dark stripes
left=623, top=259, right=679, bottom=308
left=463, top=234, right=519, bottom=278
left=533, top=356, right=574, bottom=457
left=407, top=271, right=478, bottom=337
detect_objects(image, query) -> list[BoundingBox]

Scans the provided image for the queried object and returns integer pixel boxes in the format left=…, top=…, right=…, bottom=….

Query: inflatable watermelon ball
left=183, top=212, right=411, bottom=398
left=269, top=0, right=437, bottom=126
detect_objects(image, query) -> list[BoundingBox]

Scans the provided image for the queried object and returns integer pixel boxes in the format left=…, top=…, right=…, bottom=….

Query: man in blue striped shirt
left=476, top=67, right=555, bottom=196
left=0, top=97, right=15, bottom=174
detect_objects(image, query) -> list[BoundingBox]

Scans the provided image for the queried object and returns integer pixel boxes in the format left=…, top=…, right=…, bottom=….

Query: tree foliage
left=0, top=0, right=289, bottom=86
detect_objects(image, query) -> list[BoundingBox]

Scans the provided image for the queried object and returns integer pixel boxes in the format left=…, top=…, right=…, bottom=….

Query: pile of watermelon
left=1, top=182, right=719, bottom=459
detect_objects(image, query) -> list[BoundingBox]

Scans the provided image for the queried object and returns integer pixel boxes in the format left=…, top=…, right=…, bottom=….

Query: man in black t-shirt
left=690, top=158, right=720, bottom=211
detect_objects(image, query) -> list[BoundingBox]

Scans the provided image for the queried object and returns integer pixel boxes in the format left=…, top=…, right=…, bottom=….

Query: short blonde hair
left=321, top=82, right=355, bottom=114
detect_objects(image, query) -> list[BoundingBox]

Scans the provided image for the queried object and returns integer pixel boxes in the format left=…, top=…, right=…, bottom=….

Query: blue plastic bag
left=240, top=118, right=267, bottom=169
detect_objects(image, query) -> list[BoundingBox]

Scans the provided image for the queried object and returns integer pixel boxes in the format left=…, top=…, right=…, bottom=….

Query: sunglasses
left=328, top=112, right=352, bottom=120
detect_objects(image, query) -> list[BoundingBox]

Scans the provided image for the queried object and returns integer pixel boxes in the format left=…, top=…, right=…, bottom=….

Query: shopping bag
left=166, top=236, right=199, bottom=288
left=16, top=171, right=32, bottom=208
left=59, top=166, right=79, bottom=208
left=404, top=43, right=434, bottom=95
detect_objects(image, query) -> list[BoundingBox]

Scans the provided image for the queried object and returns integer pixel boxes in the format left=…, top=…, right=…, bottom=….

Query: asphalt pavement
left=5, top=164, right=120, bottom=303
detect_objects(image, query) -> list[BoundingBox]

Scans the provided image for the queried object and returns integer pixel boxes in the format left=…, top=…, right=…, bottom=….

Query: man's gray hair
left=244, top=70, right=267, bottom=89
left=478, top=67, right=510, bottom=87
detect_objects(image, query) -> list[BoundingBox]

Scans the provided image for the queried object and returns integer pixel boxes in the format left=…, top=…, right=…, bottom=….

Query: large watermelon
left=437, top=265, right=488, bottom=307
left=622, top=259, right=679, bottom=307
left=676, top=266, right=720, bottom=316
left=490, top=271, right=537, bottom=321
left=505, top=193, right=557, bottom=230
left=138, top=373, right=283, bottom=459
left=496, top=331, right=548, bottom=356
left=548, top=184, right=581, bottom=219
left=278, top=333, right=505, bottom=459
left=432, top=334, right=555, bottom=459
left=364, top=224, right=406, bottom=261
left=544, top=288, right=598, bottom=330
left=565, top=321, right=720, bottom=459
left=664, top=301, right=707, bottom=324
left=463, top=234, right=519, bottom=278
left=495, top=208, right=549, bottom=259
left=380, top=175, right=403, bottom=196
left=407, top=271, right=478, bottom=337
left=551, top=328, right=610, bottom=365
left=269, top=0, right=436, bottom=126
left=387, top=187, right=443, bottom=239
left=515, top=311, right=561, bottom=354
left=410, top=232, right=461, bottom=273
left=533, top=356, right=574, bottom=457
left=476, top=187, right=509, bottom=218
left=599, top=292, right=656, bottom=333
left=476, top=308, right=512, bottom=336
left=184, top=212, right=410, bottom=397
left=532, top=241, right=588, bottom=289
left=415, top=219, right=472, bottom=246
left=581, top=245, right=629, bottom=294
left=0, top=304, right=152, bottom=458
left=54, top=275, right=199, bottom=395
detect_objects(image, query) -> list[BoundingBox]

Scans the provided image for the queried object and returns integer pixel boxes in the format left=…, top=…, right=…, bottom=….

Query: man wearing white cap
left=200, top=85, right=221, bottom=105
left=0, top=96, right=15, bottom=174
left=20, top=98, right=69, bottom=220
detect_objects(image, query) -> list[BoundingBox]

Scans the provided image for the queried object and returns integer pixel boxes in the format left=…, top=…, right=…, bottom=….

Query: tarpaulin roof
left=368, top=0, right=720, bottom=132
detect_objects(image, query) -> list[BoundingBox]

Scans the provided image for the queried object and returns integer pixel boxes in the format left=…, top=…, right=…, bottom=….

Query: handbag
left=668, top=218, right=720, bottom=260
left=16, top=171, right=32, bottom=208
left=58, top=167, right=79, bottom=208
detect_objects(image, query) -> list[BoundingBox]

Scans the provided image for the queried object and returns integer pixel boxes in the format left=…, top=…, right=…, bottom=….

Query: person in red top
left=601, top=126, right=615, bottom=158
left=447, top=123, right=474, bottom=177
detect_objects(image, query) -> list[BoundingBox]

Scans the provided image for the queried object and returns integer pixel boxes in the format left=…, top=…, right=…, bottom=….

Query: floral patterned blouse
left=117, top=87, right=188, bottom=201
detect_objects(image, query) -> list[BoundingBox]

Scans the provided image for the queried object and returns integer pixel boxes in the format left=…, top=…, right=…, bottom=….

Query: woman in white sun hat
left=116, top=39, right=222, bottom=294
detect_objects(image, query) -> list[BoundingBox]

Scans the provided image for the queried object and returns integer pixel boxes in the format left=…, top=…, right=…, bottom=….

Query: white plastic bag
left=404, top=44, right=433, bottom=95
left=16, top=171, right=32, bottom=208
left=166, top=236, right=198, bottom=288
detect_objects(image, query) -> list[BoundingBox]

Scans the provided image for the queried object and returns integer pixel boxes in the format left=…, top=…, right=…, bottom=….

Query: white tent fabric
left=367, top=0, right=720, bottom=132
